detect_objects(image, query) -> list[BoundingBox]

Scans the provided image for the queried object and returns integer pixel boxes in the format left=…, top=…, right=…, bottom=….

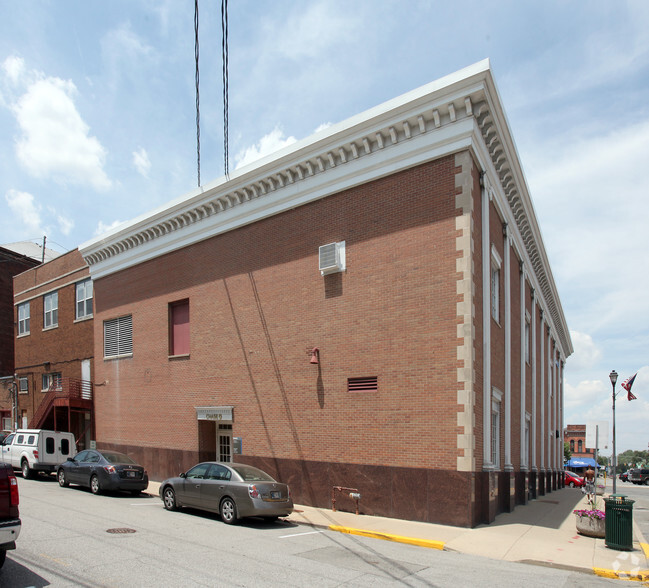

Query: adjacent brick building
left=13, top=249, right=94, bottom=446
left=564, top=424, right=594, bottom=458
left=79, top=61, right=572, bottom=526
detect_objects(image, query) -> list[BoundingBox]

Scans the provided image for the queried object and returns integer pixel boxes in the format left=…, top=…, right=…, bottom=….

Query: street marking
left=279, top=530, right=324, bottom=539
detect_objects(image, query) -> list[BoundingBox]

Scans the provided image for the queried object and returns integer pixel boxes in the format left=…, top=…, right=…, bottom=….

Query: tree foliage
left=616, top=449, right=648, bottom=470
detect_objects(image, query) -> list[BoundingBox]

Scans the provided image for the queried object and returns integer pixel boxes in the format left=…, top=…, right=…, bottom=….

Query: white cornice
left=78, top=59, right=572, bottom=356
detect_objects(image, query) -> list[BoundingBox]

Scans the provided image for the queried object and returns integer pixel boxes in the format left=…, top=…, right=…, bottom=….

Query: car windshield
left=230, top=464, right=275, bottom=482
left=100, top=451, right=136, bottom=464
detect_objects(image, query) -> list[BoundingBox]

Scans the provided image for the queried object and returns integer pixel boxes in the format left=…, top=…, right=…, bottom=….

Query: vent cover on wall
left=319, top=241, right=346, bottom=275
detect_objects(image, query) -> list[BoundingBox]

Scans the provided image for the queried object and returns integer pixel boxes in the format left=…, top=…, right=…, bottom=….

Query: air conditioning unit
left=319, top=241, right=346, bottom=275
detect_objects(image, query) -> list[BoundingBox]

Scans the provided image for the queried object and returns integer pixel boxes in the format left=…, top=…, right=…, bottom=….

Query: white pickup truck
left=0, top=429, right=76, bottom=479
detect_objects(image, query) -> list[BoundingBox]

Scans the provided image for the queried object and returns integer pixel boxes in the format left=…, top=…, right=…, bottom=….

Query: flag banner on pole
left=621, top=373, right=637, bottom=401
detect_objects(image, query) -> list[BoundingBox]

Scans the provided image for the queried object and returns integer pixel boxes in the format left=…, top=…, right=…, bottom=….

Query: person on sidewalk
left=584, top=466, right=595, bottom=501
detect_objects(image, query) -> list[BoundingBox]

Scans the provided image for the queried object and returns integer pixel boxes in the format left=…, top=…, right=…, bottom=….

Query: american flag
left=621, top=373, right=637, bottom=401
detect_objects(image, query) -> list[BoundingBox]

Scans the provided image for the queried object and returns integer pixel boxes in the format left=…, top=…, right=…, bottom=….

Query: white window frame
left=18, top=302, right=30, bottom=336
left=104, top=315, right=133, bottom=358
left=42, top=373, right=62, bottom=392
left=76, top=279, right=93, bottom=320
left=44, top=291, right=58, bottom=329
left=490, top=245, right=501, bottom=324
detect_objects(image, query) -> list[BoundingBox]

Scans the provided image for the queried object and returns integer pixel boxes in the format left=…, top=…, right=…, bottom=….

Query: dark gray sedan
left=57, top=449, right=149, bottom=495
left=159, top=462, right=293, bottom=524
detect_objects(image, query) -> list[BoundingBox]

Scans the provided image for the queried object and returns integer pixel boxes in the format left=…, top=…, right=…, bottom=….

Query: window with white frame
left=491, top=388, right=502, bottom=468
left=76, top=279, right=93, bottom=319
left=18, top=302, right=30, bottom=335
left=490, top=245, right=501, bottom=323
left=42, top=373, right=62, bottom=391
left=44, top=291, right=58, bottom=328
left=104, top=315, right=133, bottom=358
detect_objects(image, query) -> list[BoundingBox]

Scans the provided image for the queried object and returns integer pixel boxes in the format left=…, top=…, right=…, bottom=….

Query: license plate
left=128, top=471, right=135, bottom=477
left=270, top=491, right=281, bottom=499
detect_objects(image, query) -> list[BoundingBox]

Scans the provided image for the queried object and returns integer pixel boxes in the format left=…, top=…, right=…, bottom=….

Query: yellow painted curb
left=593, top=567, right=649, bottom=582
left=329, top=525, right=445, bottom=550
left=641, top=543, right=649, bottom=559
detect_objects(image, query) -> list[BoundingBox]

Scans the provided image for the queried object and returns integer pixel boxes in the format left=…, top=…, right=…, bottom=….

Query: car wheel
left=58, top=469, right=69, bottom=487
left=645, top=479, right=649, bottom=486
left=90, top=474, right=101, bottom=495
left=163, top=486, right=177, bottom=511
left=569, top=481, right=575, bottom=487
left=220, top=497, right=238, bottom=525
left=21, top=460, right=31, bottom=479
left=0, top=549, right=6, bottom=569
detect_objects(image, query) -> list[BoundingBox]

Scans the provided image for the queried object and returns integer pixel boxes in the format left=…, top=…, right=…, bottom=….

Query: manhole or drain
left=106, top=528, right=136, bottom=534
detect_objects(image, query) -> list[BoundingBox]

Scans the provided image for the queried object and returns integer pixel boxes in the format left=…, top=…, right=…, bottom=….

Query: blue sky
left=1, top=1, right=647, bottom=453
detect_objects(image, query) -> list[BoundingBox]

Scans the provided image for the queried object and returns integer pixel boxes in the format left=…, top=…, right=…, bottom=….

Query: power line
left=221, top=0, right=229, bottom=178
left=194, top=0, right=201, bottom=187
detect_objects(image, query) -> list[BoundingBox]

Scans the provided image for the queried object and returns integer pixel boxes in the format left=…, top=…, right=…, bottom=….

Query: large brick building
left=13, top=249, right=94, bottom=446
left=79, top=61, right=572, bottom=527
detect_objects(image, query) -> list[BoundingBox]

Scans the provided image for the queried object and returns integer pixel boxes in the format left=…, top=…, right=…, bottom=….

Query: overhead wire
left=194, top=0, right=201, bottom=187
left=221, top=0, right=229, bottom=178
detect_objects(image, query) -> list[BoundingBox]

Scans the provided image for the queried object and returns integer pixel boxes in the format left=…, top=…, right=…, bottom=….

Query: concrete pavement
left=147, top=477, right=649, bottom=582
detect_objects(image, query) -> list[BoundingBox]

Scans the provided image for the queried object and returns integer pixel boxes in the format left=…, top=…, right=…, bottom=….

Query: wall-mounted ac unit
left=319, top=241, right=346, bottom=275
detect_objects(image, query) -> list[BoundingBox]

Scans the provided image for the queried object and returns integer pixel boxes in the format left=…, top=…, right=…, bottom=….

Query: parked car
left=564, top=470, right=585, bottom=488
left=629, top=468, right=649, bottom=485
left=160, top=462, right=293, bottom=524
left=0, top=429, right=76, bottom=479
left=0, top=463, right=20, bottom=569
left=57, top=449, right=148, bottom=495
left=619, top=470, right=629, bottom=482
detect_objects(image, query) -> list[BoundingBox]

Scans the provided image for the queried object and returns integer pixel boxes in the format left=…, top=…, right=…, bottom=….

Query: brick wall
left=94, top=155, right=465, bottom=472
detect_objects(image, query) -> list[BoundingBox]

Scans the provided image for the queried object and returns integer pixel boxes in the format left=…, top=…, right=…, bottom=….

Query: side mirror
left=67, top=457, right=75, bottom=463
left=180, top=472, right=186, bottom=478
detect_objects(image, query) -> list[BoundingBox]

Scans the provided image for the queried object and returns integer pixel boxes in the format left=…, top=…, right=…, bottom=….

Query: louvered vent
left=348, top=376, right=378, bottom=393
left=319, top=241, right=346, bottom=275
left=104, top=315, right=133, bottom=358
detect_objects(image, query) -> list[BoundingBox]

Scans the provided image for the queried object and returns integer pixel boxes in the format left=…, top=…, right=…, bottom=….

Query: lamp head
left=609, top=370, right=618, bottom=385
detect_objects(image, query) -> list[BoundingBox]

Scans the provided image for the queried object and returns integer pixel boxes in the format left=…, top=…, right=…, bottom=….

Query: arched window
left=570, top=439, right=575, bottom=452
left=578, top=440, right=583, bottom=453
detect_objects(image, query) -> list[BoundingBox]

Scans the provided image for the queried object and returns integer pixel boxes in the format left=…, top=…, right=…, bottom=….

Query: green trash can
left=604, top=494, right=634, bottom=550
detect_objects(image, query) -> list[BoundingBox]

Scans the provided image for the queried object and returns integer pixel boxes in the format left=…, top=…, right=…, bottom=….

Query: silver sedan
left=159, top=462, right=293, bottom=524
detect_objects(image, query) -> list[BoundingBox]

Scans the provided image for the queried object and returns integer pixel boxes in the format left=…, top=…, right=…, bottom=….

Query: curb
left=328, top=525, right=445, bottom=551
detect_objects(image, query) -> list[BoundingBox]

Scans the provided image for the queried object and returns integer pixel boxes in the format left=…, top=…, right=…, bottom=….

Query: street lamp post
left=610, top=370, right=618, bottom=495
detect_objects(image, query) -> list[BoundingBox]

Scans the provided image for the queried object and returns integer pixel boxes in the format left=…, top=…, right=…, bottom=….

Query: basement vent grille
left=348, top=376, right=378, bottom=393
left=319, top=241, right=346, bottom=275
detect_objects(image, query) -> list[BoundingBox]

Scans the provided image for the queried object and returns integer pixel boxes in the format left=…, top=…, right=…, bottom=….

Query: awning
left=565, top=457, right=603, bottom=468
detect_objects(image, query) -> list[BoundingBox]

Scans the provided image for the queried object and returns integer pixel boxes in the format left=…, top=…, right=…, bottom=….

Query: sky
left=1, top=1, right=647, bottom=455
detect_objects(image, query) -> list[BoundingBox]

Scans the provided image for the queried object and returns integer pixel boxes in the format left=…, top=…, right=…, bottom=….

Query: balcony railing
left=29, top=377, right=93, bottom=429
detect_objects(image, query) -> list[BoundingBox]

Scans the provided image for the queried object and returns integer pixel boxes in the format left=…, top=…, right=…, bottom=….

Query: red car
left=564, top=470, right=585, bottom=488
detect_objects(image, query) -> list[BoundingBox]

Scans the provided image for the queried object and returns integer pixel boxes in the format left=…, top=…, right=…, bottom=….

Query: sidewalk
left=148, top=478, right=649, bottom=581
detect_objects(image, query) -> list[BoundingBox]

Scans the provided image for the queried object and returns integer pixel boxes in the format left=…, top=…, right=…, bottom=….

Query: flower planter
left=575, top=515, right=605, bottom=538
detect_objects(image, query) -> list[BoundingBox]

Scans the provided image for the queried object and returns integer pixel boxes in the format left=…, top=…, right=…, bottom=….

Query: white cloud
left=55, top=213, right=74, bottom=236
left=5, top=189, right=43, bottom=234
left=11, top=75, right=112, bottom=191
left=568, top=331, right=602, bottom=371
left=314, top=122, right=333, bottom=134
left=2, top=55, right=26, bottom=85
left=234, top=128, right=297, bottom=170
left=132, top=147, right=151, bottom=177
left=94, top=219, right=123, bottom=236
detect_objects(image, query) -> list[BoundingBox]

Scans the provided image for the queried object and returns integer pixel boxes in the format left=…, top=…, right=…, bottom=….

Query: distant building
left=0, top=246, right=42, bottom=428
left=79, top=61, right=572, bottom=527
left=13, top=249, right=94, bottom=446
left=564, top=424, right=595, bottom=458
